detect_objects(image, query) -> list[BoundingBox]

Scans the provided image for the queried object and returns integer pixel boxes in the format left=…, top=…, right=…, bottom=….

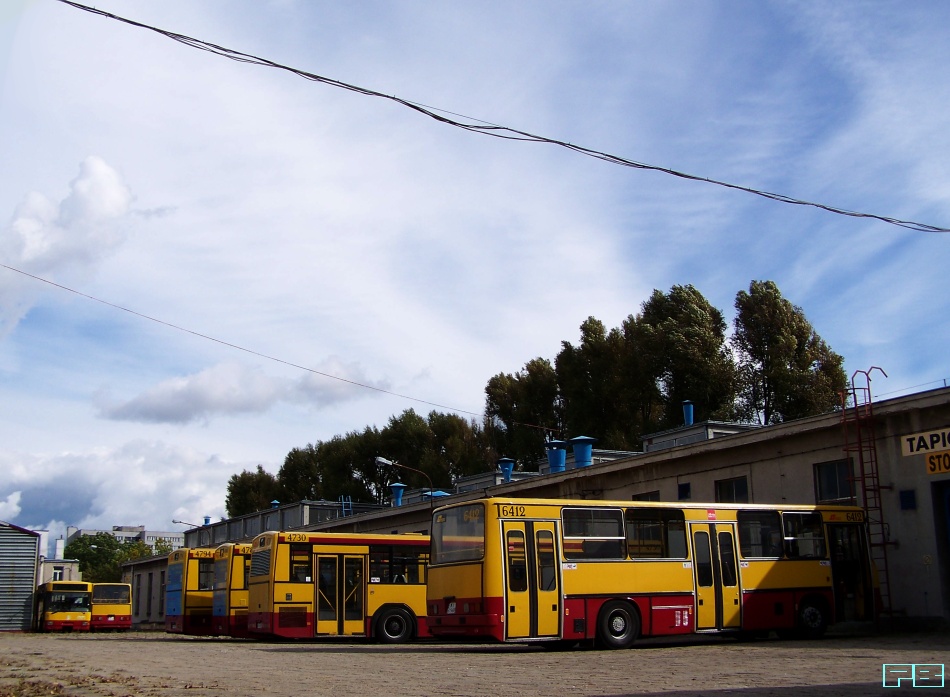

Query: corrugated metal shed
left=0, top=521, right=40, bottom=631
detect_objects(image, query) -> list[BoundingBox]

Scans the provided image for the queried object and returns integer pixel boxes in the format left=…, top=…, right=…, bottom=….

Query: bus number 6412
left=500, top=505, right=526, bottom=517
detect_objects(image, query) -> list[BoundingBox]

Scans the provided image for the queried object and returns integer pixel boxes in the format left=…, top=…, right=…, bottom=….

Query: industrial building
left=0, top=521, right=40, bottom=631
left=176, top=384, right=950, bottom=626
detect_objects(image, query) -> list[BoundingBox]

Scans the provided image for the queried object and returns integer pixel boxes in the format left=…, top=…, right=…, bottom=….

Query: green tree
left=426, top=411, right=491, bottom=482
left=118, top=539, right=154, bottom=563
left=485, top=357, right=561, bottom=468
left=632, top=284, right=736, bottom=429
left=153, top=537, right=175, bottom=556
left=556, top=318, right=619, bottom=443
left=64, top=532, right=124, bottom=582
left=732, top=280, right=847, bottom=424
left=315, top=431, right=375, bottom=503
left=277, top=445, right=322, bottom=502
left=225, top=465, right=281, bottom=517
left=378, top=409, right=445, bottom=490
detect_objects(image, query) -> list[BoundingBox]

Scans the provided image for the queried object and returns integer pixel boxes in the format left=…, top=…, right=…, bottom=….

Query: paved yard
left=2, top=629, right=948, bottom=696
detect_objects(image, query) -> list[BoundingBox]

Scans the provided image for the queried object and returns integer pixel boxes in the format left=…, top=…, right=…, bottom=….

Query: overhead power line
left=0, top=262, right=481, bottom=418
left=57, top=0, right=950, bottom=234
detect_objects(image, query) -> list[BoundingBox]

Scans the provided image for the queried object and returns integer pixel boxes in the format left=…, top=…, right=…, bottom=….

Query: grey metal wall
left=0, top=522, right=40, bottom=631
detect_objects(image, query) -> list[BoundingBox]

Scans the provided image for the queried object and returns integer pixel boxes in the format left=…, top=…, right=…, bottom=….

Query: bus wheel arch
left=596, top=600, right=640, bottom=650
left=374, top=605, right=416, bottom=644
left=796, top=595, right=829, bottom=639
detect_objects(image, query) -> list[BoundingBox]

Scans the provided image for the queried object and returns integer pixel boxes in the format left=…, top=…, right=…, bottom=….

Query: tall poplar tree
left=632, top=284, right=736, bottom=429
left=732, top=280, right=846, bottom=424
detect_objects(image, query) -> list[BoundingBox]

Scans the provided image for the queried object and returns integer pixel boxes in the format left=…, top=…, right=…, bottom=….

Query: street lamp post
left=375, top=456, right=436, bottom=510
left=171, top=519, right=201, bottom=528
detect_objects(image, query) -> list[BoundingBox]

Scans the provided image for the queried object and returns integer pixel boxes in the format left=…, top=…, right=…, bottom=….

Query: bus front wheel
left=376, top=607, right=414, bottom=644
left=597, top=601, right=639, bottom=650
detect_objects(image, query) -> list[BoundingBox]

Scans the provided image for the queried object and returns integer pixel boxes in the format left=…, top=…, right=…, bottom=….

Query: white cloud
left=0, top=156, right=132, bottom=337
left=2, top=156, right=131, bottom=271
left=1, top=0, right=948, bottom=535
left=0, top=490, right=22, bottom=520
left=0, top=440, right=246, bottom=532
left=96, top=359, right=389, bottom=424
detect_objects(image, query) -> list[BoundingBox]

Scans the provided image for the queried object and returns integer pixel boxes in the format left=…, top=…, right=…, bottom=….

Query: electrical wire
left=55, top=0, right=950, bottom=234
left=0, top=262, right=481, bottom=418
left=2, top=262, right=563, bottom=437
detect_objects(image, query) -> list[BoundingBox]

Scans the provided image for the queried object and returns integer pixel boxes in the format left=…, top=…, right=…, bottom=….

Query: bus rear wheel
left=376, top=607, right=414, bottom=644
left=796, top=600, right=828, bottom=640
left=597, top=601, right=639, bottom=650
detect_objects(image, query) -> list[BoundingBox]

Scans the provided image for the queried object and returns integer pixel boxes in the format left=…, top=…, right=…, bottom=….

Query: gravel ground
left=2, top=629, right=949, bottom=696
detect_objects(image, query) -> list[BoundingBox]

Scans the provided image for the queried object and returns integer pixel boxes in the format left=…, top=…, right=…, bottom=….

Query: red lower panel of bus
left=559, top=595, right=695, bottom=640
left=247, top=610, right=428, bottom=640
left=43, top=620, right=90, bottom=632
left=740, top=588, right=834, bottom=631
left=91, top=615, right=132, bottom=631
left=430, top=594, right=697, bottom=642
left=165, top=612, right=214, bottom=635
left=428, top=596, right=505, bottom=642
left=247, top=610, right=273, bottom=636
left=414, top=615, right=431, bottom=639
left=226, top=611, right=251, bottom=637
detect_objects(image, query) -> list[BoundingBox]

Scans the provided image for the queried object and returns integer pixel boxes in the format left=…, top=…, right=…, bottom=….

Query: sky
left=1, top=0, right=948, bottom=550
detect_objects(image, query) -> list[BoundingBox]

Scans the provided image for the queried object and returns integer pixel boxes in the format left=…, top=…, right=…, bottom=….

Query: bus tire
left=376, top=607, right=414, bottom=644
left=796, top=599, right=828, bottom=640
left=596, top=601, right=639, bottom=650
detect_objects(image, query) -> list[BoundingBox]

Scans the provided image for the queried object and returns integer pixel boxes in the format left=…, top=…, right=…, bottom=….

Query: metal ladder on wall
left=840, top=367, right=893, bottom=617
left=338, top=495, right=353, bottom=517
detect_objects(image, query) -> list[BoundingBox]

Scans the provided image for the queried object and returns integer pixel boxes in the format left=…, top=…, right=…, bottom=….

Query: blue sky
left=1, top=0, right=948, bottom=546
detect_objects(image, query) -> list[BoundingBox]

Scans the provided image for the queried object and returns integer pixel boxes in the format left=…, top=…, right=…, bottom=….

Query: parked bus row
left=165, top=497, right=876, bottom=649
left=34, top=582, right=132, bottom=632
left=165, top=531, right=430, bottom=643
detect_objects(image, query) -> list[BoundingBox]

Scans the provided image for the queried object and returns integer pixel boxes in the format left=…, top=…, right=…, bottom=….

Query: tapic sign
left=901, top=428, right=950, bottom=457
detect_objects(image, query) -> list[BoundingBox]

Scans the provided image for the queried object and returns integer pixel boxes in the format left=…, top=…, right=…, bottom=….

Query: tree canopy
left=225, top=279, right=847, bottom=510
left=225, top=410, right=494, bottom=516
left=63, top=532, right=158, bottom=583
left=733, top=280, right=846, bottom=424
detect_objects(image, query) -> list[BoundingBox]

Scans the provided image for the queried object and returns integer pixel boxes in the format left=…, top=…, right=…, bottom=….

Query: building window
left=900, top=490, right=917, bottom=511
left=716, top=476, right=749, bottom=503
left=158, top=570, right=166, bottom=617
left=677, top=482, right=691, bottom=501
left=631, top=490, right=660, bottom=501
left=814, top=459, right=854, bottom=504
left=52, top=566, right=64, bottom=581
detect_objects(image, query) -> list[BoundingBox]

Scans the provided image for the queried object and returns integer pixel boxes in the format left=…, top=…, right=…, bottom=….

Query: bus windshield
left=92, top=585, right=130, bottom=603
left=432, top=504, right=485, bottom=564
left=49, top=592, right=91, bottom=613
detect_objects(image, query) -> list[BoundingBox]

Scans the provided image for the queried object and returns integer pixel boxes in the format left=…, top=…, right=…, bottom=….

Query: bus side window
left=506, top=531, right=528, bottom=592
left=290, top=544, right=311, bottom=582
left=782, top=512, right=826, bottom=558
left=694, top=532, right=713, bottom=587
left=563, top=508, right=625, bottom=560
left=737, top=510, right=783, bottom=558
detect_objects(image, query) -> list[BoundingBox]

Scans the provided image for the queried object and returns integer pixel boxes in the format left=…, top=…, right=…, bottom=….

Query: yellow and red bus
left=213, top=542, right=252, bottom=637
left=165, top=547, right=215, bottom=635
left=35, top=581, right=92, bottom=632
left=427, top=497, right=875, bottom=648
left=248, top=531, right=430, bottom=643
left=91, top=582, right=132, bottom=631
